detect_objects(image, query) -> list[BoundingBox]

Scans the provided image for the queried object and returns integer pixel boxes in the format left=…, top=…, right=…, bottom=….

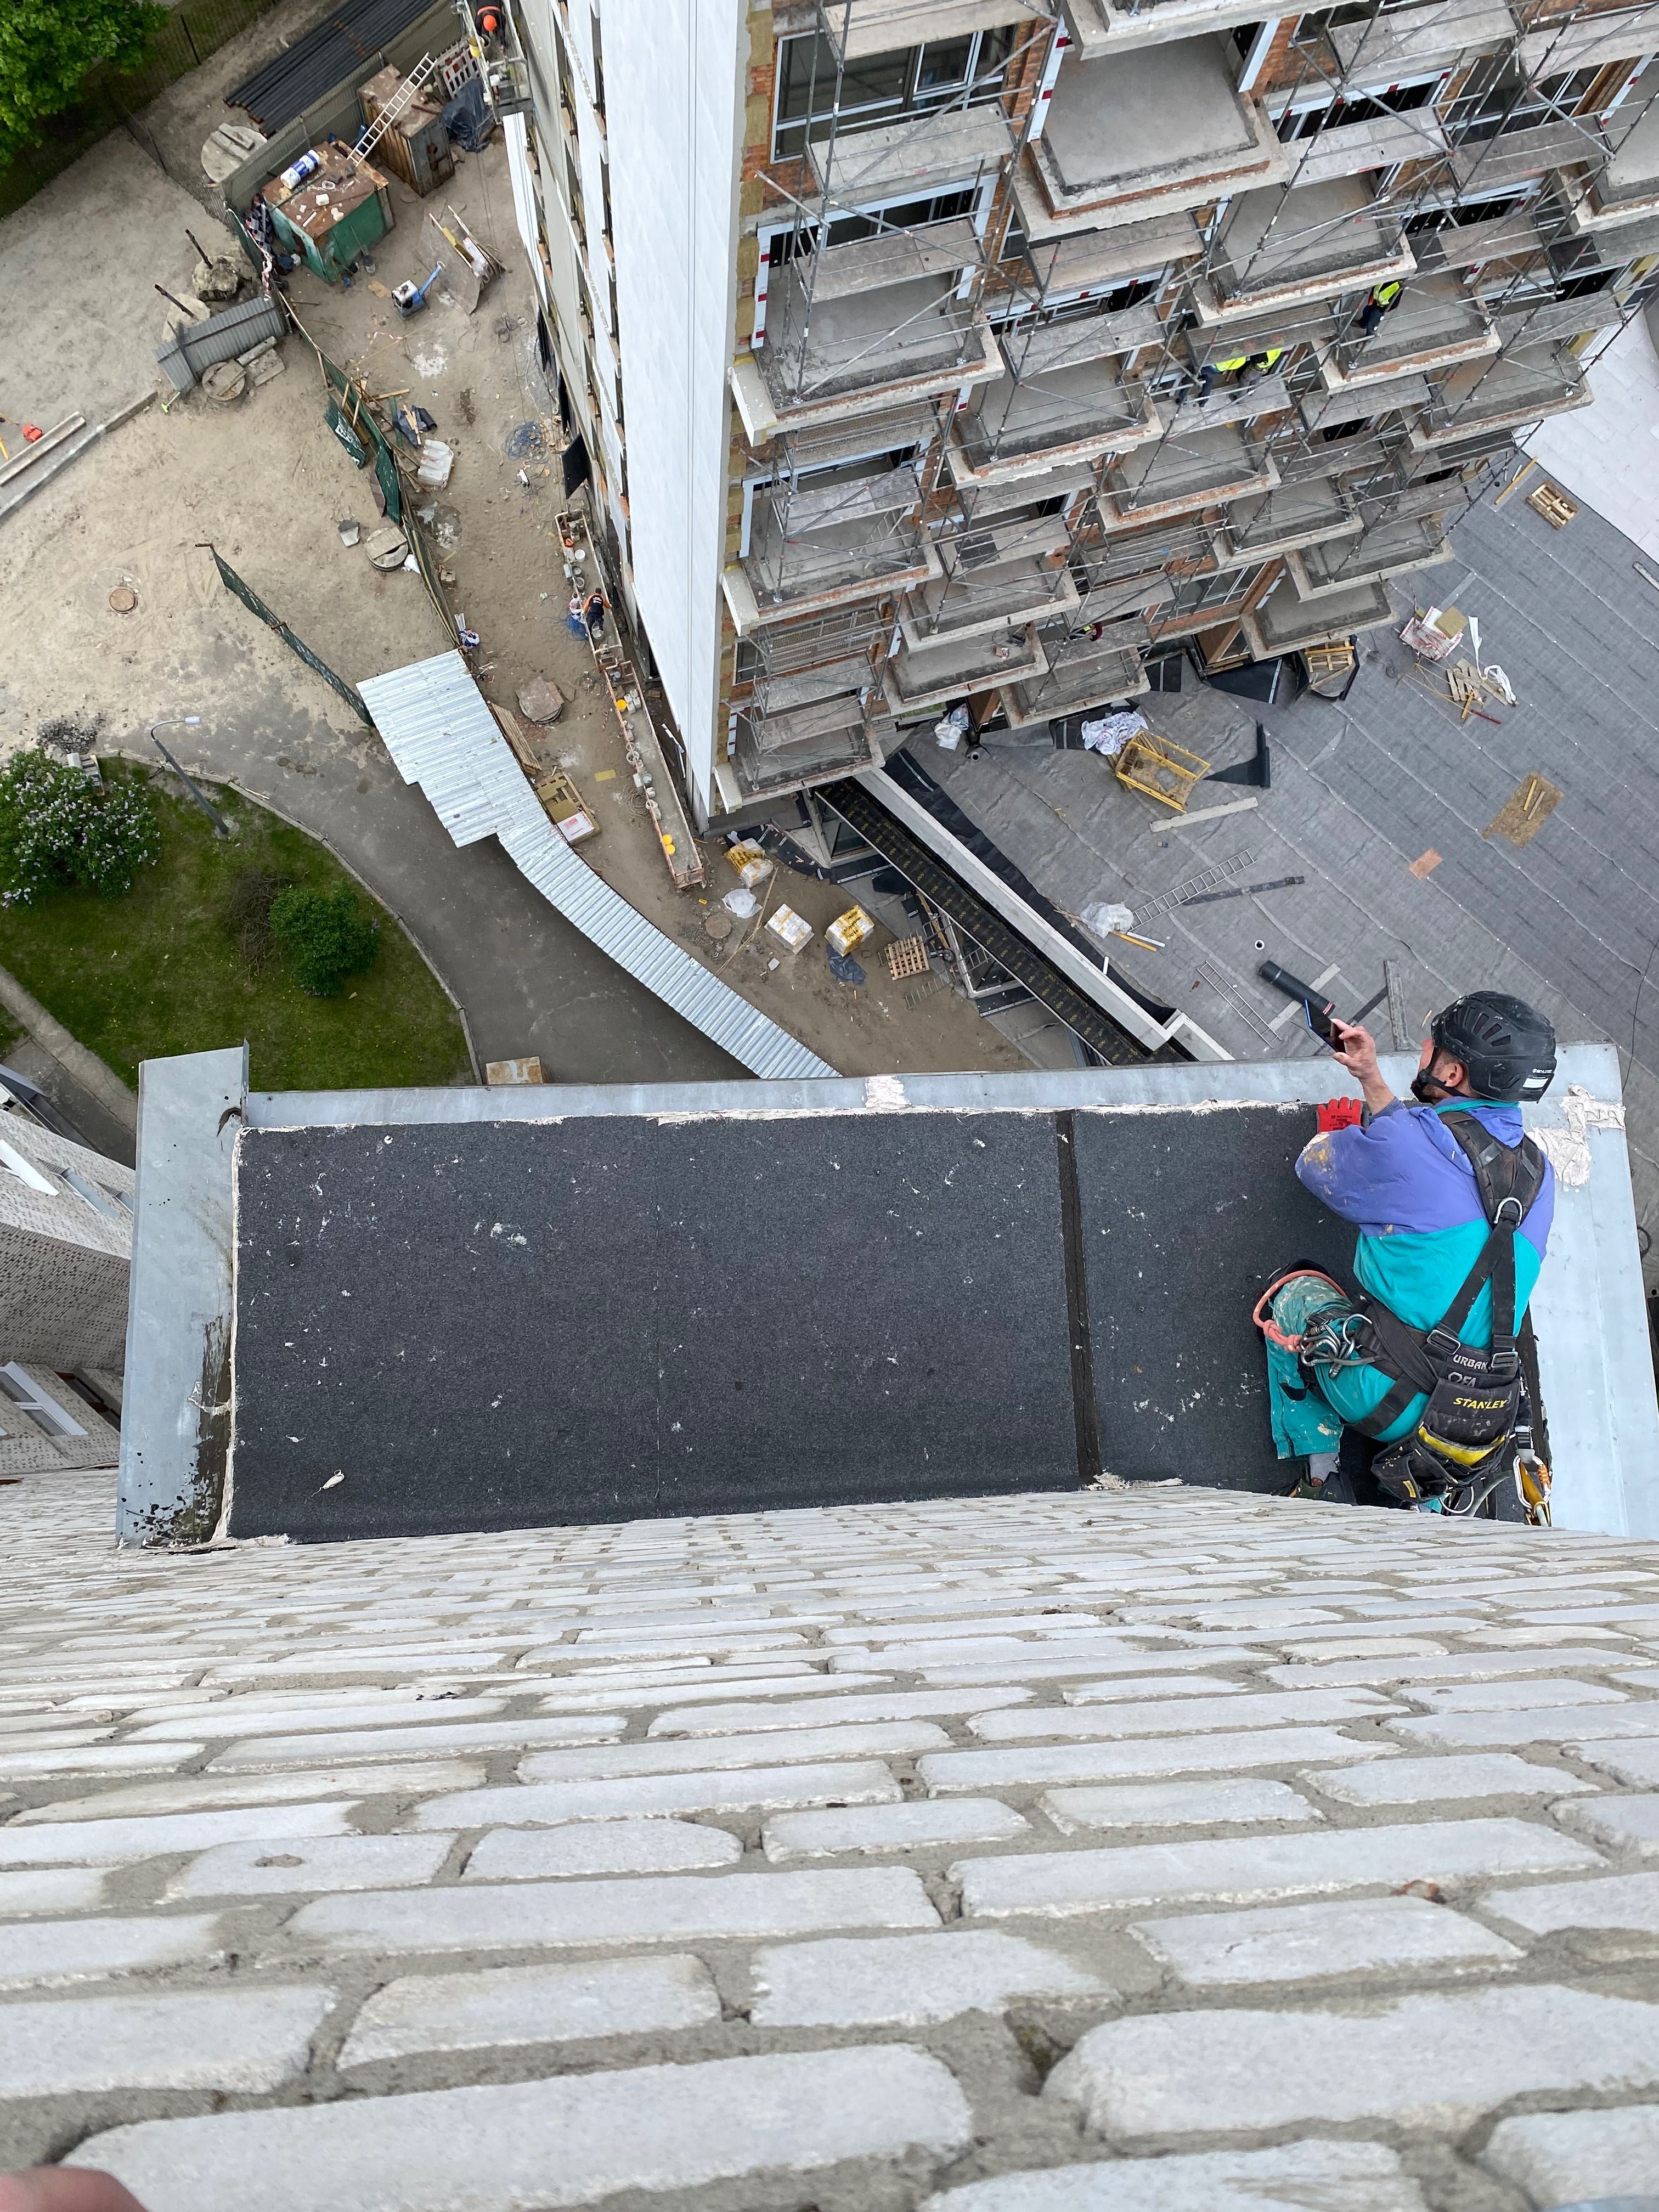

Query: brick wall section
left=6, top=1476, right=1659, bottom=2204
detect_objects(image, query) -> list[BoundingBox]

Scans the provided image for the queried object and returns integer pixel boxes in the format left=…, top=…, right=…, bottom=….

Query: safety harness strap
left=1340, top=1111, right=1545, bottom=1439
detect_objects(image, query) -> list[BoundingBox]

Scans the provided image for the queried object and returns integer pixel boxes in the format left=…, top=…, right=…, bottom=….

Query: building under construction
left=497, top=0, right=1659, bottom=828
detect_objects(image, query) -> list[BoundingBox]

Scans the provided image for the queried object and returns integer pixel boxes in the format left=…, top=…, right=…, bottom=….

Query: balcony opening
left=772, top=29, right=1015, bottom=160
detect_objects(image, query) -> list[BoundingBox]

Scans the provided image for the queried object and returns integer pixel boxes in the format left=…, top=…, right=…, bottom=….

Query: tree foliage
left=0, top=749, right=161, bottom=907
left=269, top=884, right=381, bottom=997
left=0, top=0, right=168, bottom=167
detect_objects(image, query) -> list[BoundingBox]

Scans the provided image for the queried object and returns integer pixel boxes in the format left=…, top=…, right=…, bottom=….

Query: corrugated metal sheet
left=227, top=0, right=436, bottom=130
left=155, top=297, right=287, bottom=394
left=358, top=653, right=837, bottom=1082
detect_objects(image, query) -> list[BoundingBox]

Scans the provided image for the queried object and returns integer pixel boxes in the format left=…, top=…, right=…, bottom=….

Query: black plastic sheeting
left=884, top=748, right=1180, bottom=1028
left=441, top=77, right=494, bottom=150
left=227, top=0, right=435, bottom=131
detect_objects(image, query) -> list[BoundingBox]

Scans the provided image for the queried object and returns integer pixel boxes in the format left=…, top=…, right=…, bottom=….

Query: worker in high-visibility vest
left=1359, top=279, right=1403, bottom=337
left=1196, top=345, right=1286, bottom=404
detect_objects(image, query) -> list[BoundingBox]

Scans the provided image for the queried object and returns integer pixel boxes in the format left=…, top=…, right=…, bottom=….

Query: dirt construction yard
left=0, top=112, right=1022, bottom=1086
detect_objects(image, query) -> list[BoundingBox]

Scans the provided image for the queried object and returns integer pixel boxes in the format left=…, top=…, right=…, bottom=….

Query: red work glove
left=1315, top=1097, right=1363, bottom=1132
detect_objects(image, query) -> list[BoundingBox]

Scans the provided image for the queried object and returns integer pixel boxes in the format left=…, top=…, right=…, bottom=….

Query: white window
left=0, top=1137, right=55, bottom=1196
left=0, top=1365, right=87, bottom=1439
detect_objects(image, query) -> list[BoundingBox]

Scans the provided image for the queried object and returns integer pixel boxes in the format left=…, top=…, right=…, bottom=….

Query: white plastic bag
left=1079, top=709, right=1147, bottom=757
left=722, top=887, right=759, bottom=918
left=1081, top=901, right=1134, bottom=941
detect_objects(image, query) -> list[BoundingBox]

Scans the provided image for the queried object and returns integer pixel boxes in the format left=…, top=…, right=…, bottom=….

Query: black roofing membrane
left=230, top=1112, right=1080, bottom=1539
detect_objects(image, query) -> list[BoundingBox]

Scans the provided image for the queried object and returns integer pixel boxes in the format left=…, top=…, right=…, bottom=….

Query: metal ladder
left=350, top=52, right=441, bottom=170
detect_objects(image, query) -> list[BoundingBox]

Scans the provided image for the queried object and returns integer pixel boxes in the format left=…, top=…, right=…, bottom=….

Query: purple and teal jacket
left=1295, top=1098, right=1555, bottom=1441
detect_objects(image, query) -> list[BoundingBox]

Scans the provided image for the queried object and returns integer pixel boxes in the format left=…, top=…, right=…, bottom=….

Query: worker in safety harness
left=1255, top=992, right=1557, bottom=1516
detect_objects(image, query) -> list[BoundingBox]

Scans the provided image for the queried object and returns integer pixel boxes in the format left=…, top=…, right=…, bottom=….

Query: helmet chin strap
left=1411, top=1070, right=1466, bottom=1106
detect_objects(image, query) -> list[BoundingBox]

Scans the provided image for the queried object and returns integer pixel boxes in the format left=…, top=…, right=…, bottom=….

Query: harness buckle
left=1491, top=1347, right=1520, bottom=1379
left=1493, top=1193, right=1524, bottom=1225
left=1425, top=1327, right=1461, bottom=1357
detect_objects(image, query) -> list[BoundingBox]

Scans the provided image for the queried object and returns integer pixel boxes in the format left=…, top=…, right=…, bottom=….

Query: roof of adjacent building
left=226, top=0, right=438, bottom=131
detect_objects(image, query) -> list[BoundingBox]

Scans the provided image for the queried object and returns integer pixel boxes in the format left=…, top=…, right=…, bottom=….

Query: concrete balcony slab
left=1031, top=37, right=1285, bottom=221
left=732, top=712, right=886, bottom=800
left=758, top=269, right=1003, bottom=419
left=1104, top=419, right=1278, bottom=522
left=1242, top=571, right=1396, bottom=657
left=1196, top=177, right=1413, bottom=323
left=1286, top=514, right=1453, bottom=597
left=1321, top=276, right=1496, bottom=386
left=1300, top=376, right=1432, bottom=432
left=1000, top=656, right=1150, bottom=726
left=732, top=511, right=943, bottom=633
left=883, top=625, right=1048, bottom=715
left=1329, top=0, right=1515, bottom=78
left=1001, top=304, right=1166, bottom=377
left=1164, top=373, right=1294, bottom=431
left=1217, top=483, right=1362, bottom=565
left=823, top=0, right=1051, bottom=64
left=1449, top=119, right=1588, bottom=192
left=1017, top=185, right=1205, bottom=267
left=901, top=554, right=1081, bottom=646
left=951, top=368, right=1164, bottom=484
left=1069, top=571, right=1181, bottom=627
left=1183, top=310, right=1338, bottom=371
left=1271, top=428, right=1406, bottom=483
left=1413, top=210, right=1544, bottom=273
left=744, top=691, right=871, bottom=756
left=949, top=463, right=1098, bottom=521
left=1492, top=287, right=1624, bottom=349
left=780, top=466, right=924, bottom=535
left=1283, top=109, right=1451, bottom=189
left=1516, top=2, right=1659, bottom=75
left=751, top=655, right=876, bottom=718
left=807, top=218, right=983, bottom=302
left=808, top=103, right=1012, bottom=211
left=1064, top=0, right=1280, bottom=57
left=1412, top=342, right=1592, bottom=445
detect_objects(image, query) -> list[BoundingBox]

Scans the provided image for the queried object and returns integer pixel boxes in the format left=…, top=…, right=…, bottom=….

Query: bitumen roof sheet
left=227, top=0, right=436, bottom=131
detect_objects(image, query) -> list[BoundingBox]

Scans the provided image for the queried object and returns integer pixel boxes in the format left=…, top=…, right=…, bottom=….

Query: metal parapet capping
left=358, top=652, right=837, bottom=1080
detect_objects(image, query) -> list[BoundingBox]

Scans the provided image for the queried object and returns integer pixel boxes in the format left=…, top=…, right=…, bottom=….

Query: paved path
left=167, top=702, right=742, bottom=1087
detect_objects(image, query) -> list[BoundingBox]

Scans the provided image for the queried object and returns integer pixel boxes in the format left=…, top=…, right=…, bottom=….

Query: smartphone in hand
left=1304, top=1000, right=1341, bottom=1047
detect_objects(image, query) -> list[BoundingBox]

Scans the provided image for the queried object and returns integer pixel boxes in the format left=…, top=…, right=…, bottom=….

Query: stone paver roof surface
left=4, top=1471, right=1659, bottom=2207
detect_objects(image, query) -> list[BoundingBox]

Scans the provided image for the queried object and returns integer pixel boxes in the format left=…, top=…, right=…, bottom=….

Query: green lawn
left=0, top=763, right=471, bottom=1091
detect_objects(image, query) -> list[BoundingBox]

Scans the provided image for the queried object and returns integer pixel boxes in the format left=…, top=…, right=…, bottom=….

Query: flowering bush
left=268, top=883, right=380, bottom=996
left=0, top=749, right=161, bottom=907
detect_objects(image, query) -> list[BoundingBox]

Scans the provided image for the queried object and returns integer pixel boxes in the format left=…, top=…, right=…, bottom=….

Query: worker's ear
left=1436, top=1052, right=1469, bottom=1094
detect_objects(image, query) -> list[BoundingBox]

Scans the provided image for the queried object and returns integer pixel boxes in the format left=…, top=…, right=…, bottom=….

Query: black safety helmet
left=1430, top=991, right=1556, bottom=1102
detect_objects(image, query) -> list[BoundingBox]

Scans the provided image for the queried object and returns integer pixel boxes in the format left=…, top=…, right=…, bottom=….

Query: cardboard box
left=826, top=904, right=874, bottom=957
left=766, top=904, right=813, bottom=952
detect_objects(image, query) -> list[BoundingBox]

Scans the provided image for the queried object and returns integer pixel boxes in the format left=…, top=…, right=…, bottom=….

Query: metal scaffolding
left=723, top=0, right=1659, bottom=778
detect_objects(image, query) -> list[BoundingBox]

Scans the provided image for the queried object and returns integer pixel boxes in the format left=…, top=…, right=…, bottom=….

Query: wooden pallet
left=885, top=934, right=932, bottom=981
left=1526, top=482, right=1577, bottom=529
